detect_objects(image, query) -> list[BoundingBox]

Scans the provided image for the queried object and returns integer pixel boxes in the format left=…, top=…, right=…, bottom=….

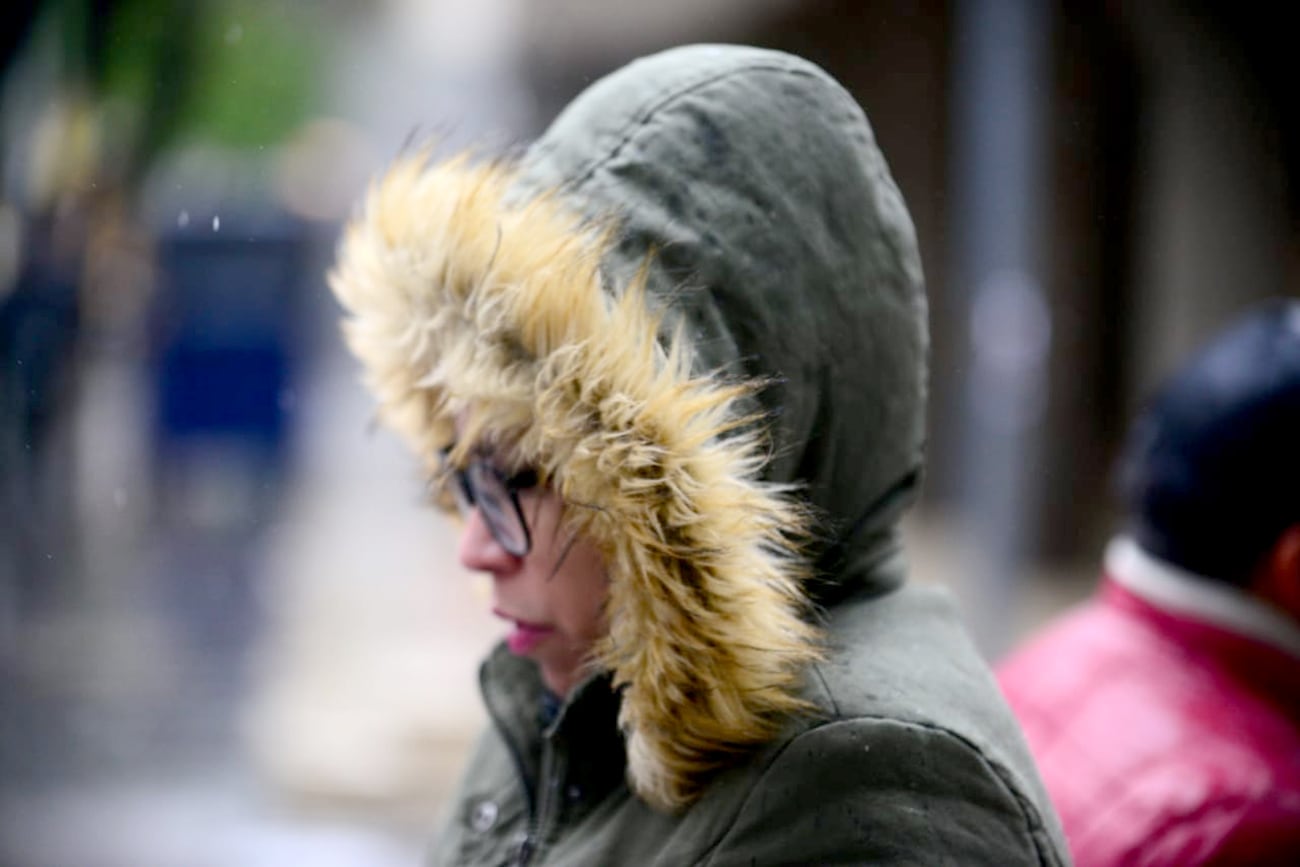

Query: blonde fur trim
left=330, top=152, right=821, bottom=811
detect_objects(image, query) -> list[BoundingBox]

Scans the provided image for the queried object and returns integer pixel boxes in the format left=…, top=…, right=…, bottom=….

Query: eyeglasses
left=445, top=455, right=540, bottom=557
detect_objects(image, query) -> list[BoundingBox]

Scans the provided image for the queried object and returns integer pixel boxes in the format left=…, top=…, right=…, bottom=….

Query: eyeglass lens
left=460, top=462, right=530, bottom=556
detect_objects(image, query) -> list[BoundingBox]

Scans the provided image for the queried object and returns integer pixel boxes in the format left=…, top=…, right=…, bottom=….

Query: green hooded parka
left=331, top=43, right=1069, bottom=867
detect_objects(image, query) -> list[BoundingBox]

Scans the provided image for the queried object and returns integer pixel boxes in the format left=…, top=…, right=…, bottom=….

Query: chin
left=537, top=659, right=580, bottom=695
left=538, top=671, right=568, bottom=696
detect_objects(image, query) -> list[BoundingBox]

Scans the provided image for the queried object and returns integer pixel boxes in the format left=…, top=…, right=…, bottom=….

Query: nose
left=457, top=506, right=517, bottom=573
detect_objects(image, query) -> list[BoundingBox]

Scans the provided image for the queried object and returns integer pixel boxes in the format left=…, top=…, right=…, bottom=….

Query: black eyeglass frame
left=444, top=454, right=539, bottom=558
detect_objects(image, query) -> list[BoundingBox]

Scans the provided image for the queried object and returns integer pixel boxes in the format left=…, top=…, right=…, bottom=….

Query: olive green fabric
left=513, top=43, right=927, bottom=602
left=432, top=581, right=1067, bottom=865
left=429, top=44, right=1069, bottom=865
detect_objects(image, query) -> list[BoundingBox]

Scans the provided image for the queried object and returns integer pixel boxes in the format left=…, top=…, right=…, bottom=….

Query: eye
left=505, top=468, right=539, bottom=491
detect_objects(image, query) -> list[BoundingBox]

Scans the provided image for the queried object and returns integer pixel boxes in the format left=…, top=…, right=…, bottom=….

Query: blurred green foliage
left=27, top=0, right=328, bottom=186
left=157, top=0, right=324, bottom=149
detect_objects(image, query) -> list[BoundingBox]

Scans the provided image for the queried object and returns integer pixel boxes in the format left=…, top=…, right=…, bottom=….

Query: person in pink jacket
left=998, top=298, right=1300, bottom=866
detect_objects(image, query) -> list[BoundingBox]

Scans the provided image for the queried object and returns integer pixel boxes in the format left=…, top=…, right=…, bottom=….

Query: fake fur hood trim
left=330, top=153, right=821, bottom=811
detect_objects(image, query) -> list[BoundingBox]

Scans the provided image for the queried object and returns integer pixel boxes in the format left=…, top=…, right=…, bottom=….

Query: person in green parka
left=330, top=44, right=1069, bottom=866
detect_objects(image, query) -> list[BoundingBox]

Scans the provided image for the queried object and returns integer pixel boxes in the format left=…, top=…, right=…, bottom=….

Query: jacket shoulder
left=716, top=583, right=1071, bottom=865
left=808, top=585, right=1056, bottom=801
left=697, top=716, right=1066, bottom=866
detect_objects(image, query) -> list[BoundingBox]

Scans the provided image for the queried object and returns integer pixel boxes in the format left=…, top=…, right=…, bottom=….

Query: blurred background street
left=1, top=0, right=1295, bottom=864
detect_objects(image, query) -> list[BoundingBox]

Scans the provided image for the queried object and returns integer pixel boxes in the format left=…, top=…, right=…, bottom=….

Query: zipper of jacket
left=510, top=775, right=542, bottom=867
left=512, top=836, right=535, bottom=866
left=479, top=662, right=544, bottom=865
left=512, top=733, right=564, bottom=866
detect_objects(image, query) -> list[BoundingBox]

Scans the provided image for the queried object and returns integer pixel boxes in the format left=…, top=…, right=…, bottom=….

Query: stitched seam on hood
left=552, top=63, right=839, bottom=197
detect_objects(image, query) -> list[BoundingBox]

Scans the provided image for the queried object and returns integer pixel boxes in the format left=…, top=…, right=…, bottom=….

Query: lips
left=494, top=609, right=554, bottom=655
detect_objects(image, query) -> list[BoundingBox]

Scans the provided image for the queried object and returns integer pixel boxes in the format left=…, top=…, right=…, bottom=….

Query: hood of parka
left=329, top=44, right=928, bottom=812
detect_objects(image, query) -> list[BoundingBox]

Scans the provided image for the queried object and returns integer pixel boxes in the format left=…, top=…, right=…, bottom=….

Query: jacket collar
left=1105, top=535, right=1300, bottom=661
left=480, top=644, right=627, bottom=810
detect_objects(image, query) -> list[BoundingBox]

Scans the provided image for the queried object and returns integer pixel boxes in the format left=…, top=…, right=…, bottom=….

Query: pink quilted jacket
left=998, top=543, right=1300, bottom=866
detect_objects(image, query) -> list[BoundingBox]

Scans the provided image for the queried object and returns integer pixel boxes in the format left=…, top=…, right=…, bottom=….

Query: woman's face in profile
left=453, top=447, right=609, bottom=698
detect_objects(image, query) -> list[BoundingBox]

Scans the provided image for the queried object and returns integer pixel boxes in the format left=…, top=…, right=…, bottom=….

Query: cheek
left=523, top=489, right=564, bottom=542
left=558, top=542, right=609, bottom=639
left=522, top=489, right=609, bottom=636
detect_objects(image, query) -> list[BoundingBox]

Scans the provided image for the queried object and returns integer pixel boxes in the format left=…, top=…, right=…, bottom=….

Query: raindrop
left=212, top=215, right=221, bottom=232
left=178, top=210, right=190, bottom=227
left=113, top=489, right=127, bottom=508
left=225, top=24, right=243, bottom=45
